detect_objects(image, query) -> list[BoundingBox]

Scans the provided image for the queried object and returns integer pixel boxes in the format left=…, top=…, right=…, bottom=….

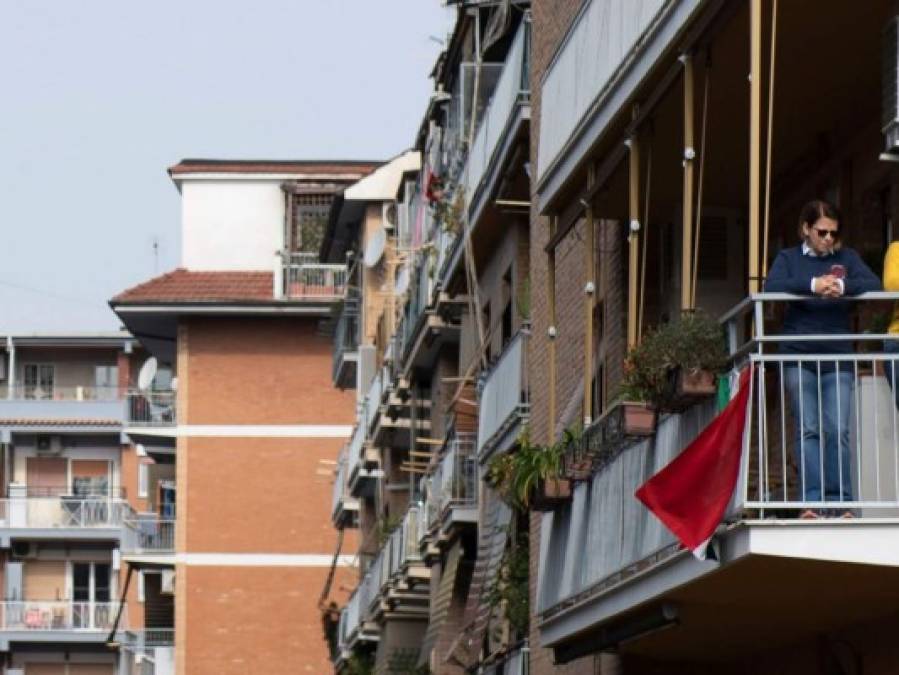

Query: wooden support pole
left=584, top=166, right=596, bottom=425
left=627, top=136, right=641, bottom=350
left=762, top=0, right=778, bottom=279
left=749, top=0, right=762, bottom=293
left=548, top=217, right=558, bottom=443
left=681, top=53, right=695, bottom=312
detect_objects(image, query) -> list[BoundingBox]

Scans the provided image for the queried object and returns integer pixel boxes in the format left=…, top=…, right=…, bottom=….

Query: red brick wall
left=183, top=316, right=356, bottom=426
left=175, top=316, right=354, bottom=674
left=529, top=2, right=622, bottom=674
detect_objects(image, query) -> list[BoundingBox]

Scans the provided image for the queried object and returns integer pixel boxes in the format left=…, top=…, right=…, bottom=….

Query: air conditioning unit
left=161, top=569, right=175, bottom=595
left=883, top=16, right=899, bottom=151
left=35, top=435, right=63, bottom=456
left=11, top=541, right=38, bottom=560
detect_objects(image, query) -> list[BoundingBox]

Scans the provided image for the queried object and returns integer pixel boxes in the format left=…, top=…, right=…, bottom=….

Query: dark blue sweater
left=764, top=246, right=881, bottom=354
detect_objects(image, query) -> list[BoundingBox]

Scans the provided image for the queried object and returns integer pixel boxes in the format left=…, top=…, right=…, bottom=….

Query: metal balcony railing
left=401, top=261, right=433, bottom=361
left=123, top=628, right=174, bottom=648
left=283, top=252, right=347, bottom=300
left=427, top=434, right=478, bottom=529
left=0, top=601, right=125, bottom=631
left=537, top=291, right=899, bottom=616
left=729, top=292, right=899, bottom=515
left=386, top=505, right=423, bottom=580
left=0, top=497, right=129, bottom=529
left=126, top=390, right=176, bottom=426
left=477, top=330, right=529, bottom=457
left=122, top=517, right=175, bottom=554
left=331, top=444, right=358, bottom=525
left=332, top=295, right=360, bottom=384
left=4, top=385, right=122, bottom=401
left=464, top=17, right=531, bottom=209
left=345, top=422, right=366, bottom=485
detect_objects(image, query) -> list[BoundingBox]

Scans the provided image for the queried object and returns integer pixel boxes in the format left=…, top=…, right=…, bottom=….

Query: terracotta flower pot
left=530, top=478, right=571, bottom=512
left=621, top=401, right=657, bottom=436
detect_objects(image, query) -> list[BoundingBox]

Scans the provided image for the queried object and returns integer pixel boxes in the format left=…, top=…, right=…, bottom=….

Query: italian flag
left=635, top=367, right=751, bottom=560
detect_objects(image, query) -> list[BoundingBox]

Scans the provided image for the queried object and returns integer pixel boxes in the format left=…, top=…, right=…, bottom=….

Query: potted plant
left=663, top=311, right=728, bottom=408
left=487, top=429, right=571, bottom=511
left=619, top=311, right=727, bottom=417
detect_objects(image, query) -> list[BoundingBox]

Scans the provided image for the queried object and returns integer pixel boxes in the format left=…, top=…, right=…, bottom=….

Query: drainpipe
left=273, top=251, right=285, bottom=300
left=6, top=337, right=14, bottom=401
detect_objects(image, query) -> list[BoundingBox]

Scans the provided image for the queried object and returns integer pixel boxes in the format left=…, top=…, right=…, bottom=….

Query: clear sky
left=0, top=0, right=453, bottom=332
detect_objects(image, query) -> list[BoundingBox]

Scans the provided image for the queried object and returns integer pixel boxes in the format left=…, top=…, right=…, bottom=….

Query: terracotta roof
left=0, top=419, right=121, bottom=427
left=168, top=159, right=382, bottom=176
left=111, top=269, right=274, bottom=304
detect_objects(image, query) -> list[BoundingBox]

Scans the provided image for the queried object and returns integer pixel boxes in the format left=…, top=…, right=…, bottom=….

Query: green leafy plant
left=487, top=428, right=570, bottom=509
left=620, top=311, right=727, bottom=408
left=432, top=184, right=465, bottom=235
left=345, top=651, right=375, bottom=675
left=375, top=513, right=402, bottom=547
left=486, top=524, right=529, bottom=639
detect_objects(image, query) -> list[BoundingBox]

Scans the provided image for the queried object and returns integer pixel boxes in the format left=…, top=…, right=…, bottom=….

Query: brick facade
left=174, top=316, right=353, bottom=674
left=528, top=2, right=627, bottom=674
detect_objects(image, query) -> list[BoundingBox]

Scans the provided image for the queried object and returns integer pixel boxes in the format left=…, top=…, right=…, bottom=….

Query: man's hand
left=813, top=274, right=844, bottom=297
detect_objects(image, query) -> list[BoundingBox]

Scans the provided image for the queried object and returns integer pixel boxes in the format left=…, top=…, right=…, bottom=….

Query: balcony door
left=71, top=562, right=112, bottom=629
left=23, top=364, right=54, bottom=400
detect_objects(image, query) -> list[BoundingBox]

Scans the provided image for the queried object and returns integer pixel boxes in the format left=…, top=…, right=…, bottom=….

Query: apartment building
left=0, top=331, right=167, bottom=675
left=330, top=3, right=533, bottom=673
left=109, top=159, right=379, bottom=674
left=528, top=0, right=899, bottom=673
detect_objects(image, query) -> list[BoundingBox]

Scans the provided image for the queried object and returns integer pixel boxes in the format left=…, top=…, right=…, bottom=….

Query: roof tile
left=112, top=269, right=274, bottom=304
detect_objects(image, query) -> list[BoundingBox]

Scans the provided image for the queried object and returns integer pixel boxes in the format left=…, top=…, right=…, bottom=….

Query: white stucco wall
left=180, top=179, right=285, bottom=271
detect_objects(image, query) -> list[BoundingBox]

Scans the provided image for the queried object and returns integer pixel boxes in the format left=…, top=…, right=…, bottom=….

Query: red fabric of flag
left=635, top=367, right=752, bottom=553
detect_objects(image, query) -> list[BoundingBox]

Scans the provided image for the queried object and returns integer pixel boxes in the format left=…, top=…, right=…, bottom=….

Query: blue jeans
left=783, top=363, right=853, bottom=503
left=884, top=339, right=899, bottom=408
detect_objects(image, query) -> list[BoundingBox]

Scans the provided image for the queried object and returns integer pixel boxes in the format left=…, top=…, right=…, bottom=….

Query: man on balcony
left=764, top=199, right=881, bottom=517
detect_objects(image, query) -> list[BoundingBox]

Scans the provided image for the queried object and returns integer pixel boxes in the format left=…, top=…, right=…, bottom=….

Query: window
left=138, top=463, right=149, bottom=499
left=94, top=366, right=118, bottom=399
left=292, top=193, right=333, bottom=253
left=71, top=460, right=110, bottom=497
left=23, top=364, right=54, bottom=400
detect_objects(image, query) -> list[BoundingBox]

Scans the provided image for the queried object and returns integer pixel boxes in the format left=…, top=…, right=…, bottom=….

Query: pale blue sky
left=0, top=0, right=453, bottom=331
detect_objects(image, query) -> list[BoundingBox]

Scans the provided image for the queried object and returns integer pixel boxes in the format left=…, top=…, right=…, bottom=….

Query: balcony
left=0, top=601, right=126, bottom=648
left=331, top=445, right=359, bottom=529
left=347, top=420, right=382, bottom=500
left=0, top=386, right=125, bottom=427
left=355, top=506, right=429, bottom=630
left=477, top=329, right=529, bottom=461
left=283, top=252, right=347, bottom=301
left=337, top=585, right=379, bottom=661
left=536, top=0, right=683, bottom=206
left=464, top=17, right=531, bottom=222
left=425, top=434, right=478, bottom=539
left=400, top=259, right=460, bottom=378
left=0, top=491, right=128, bottom=544
left=332, top=294, right=360, bottom=389
left=537, top=293, right=899, bottom=663
left=122, top=517, right=176, bottom=565
left=121, top=629, right=175, bottom=675
left=125, top=390, right=176, bottom=428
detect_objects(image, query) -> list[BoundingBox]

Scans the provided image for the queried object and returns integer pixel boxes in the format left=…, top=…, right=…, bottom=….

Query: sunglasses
left=812, top=227, right=839, bottom=239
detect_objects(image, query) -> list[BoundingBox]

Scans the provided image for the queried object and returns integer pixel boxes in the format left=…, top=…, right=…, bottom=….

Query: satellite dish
left=363, top=227, right=387, bottom=268
left=137, top=357, right=158, bottom=391
left=135, top=444, right=147, bottom=458
left=395, top=265, right=410, bottom=295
